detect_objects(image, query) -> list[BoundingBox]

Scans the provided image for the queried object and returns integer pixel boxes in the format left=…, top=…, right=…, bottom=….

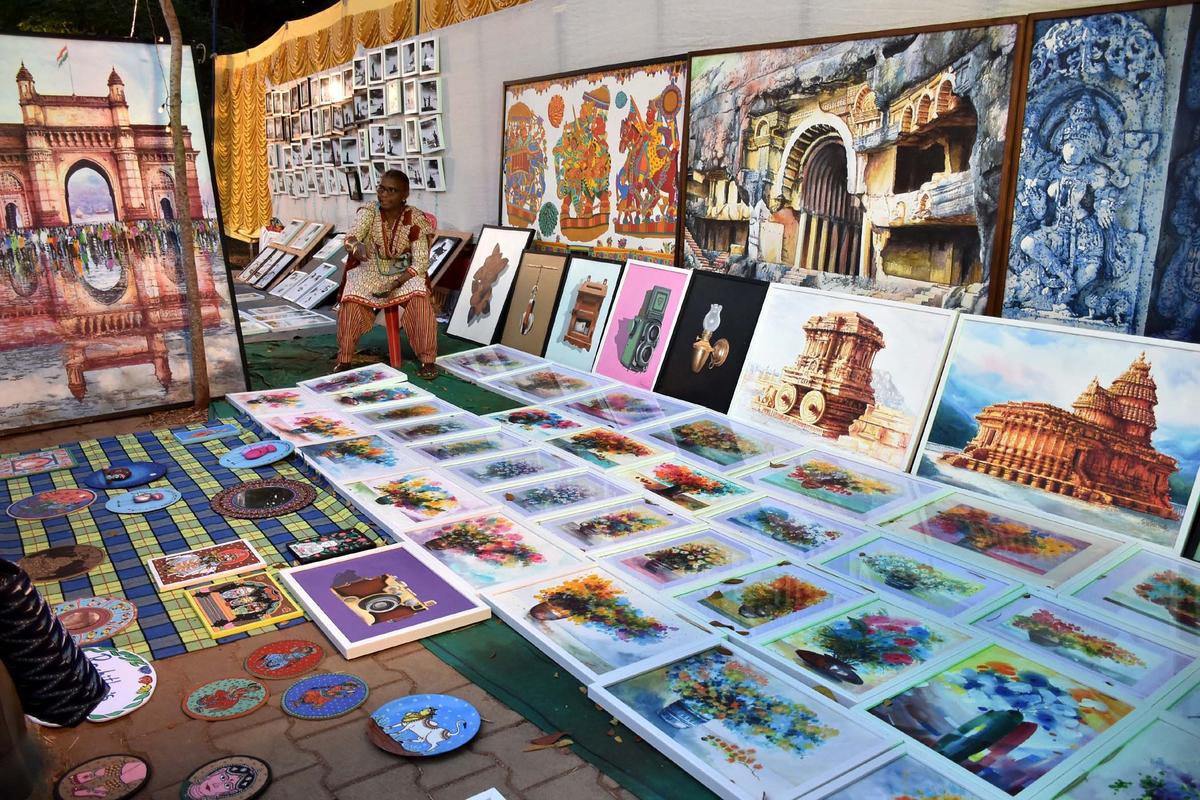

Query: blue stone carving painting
left=1004, top=5, right=1200, bottom=342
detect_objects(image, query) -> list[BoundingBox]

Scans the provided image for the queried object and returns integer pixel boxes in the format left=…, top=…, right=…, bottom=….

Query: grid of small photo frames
left=265, top=35, right=445, bottom=200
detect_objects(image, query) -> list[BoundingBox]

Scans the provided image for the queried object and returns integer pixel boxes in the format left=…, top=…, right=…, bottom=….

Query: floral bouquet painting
left=629, top=460, right=751, bottom=512
left=303, top=366, right=395, bottom=394
left=716, top=499, right=862, bottom=558
left=1044, top=717, right=1199, bottom=800
left=329, top=380, right=421, bottom=409
left=500, top=368, right=592, bottom=400
left=549, top=428, right=659, bottom=469
left=769, top=601, right=966, bottom=696
left=442, top=346, right=534, bottom=377
left=1076, top=551, right=1200, bottom=639
left=415, top=433, right=520, bottom=462
left=564, top=390, right=683, bottom=427
left=360, top=401, right=448, bottom=425
left=607, top=646, right=887, bottom=799
left=1132, top=569, right=1199, bottom=633
left=302, top=435, right=406, bottom=481
left=352, top=470, right=483, bottom=523
left=495, top=474, right=626, bottom=516
left=761, top=455, right=903, bottom=516
left=552, top=501, right=684, bottom=551
left=530, top=573, right=671, bottom=642
left=649, top=418, right=766, bottom=468
left=606, top=532, right=766, bottom=589
left=408, top=514, right=576, bottom=587
left=241, top=390, right=305, bottom=411
left=453, top=452, right=569, bottom=488
left=680, top=565, right=855, bottom=635
left=266, top=412, right=365, bottom=444
left=869, top=644, right=1133, bottom=794
left=495, top=406, right=585, bottom=437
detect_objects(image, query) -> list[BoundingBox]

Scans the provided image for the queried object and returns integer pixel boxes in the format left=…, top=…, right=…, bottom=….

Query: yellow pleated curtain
left=214, top=0, right=530, bottom=240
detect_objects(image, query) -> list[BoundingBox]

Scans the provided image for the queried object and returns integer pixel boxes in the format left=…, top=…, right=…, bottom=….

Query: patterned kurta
left=341, top=203, right=433, bottom=308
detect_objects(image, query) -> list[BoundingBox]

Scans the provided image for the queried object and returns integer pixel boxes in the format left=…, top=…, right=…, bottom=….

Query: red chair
left=382, top=210, right=437, bottom=368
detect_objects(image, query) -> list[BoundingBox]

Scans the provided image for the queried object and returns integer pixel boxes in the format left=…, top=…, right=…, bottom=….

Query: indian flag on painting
left=56, top=46, right=68, bottom=66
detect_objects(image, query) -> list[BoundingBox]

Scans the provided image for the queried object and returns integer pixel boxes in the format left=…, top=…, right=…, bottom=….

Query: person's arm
left=407, top=209, right=433, bottom=280
left=343, top=206, right=373, bottom=262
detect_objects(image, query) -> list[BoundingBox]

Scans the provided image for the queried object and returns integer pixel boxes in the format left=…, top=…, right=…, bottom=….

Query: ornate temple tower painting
left=917, top=317, right=1200, bottom=551
left=0, top=37, right=245, bottom=433
left=1004, top=4, right=1200, bottom=344
left=500, top=59, right=686, bottom=264
left=683, top=22, right=1020, bottom=311
left=729, top=285, right=956, bottom=470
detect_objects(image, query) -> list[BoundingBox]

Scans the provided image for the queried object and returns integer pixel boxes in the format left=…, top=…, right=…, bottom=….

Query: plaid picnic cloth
left=0, top=418, right=385, bottom=661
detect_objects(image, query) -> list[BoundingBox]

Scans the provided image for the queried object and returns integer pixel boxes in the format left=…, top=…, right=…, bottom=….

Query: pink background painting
left=593, top=261, right=691, bottom=390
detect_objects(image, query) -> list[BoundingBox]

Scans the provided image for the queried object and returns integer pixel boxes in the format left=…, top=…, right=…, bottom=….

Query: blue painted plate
left=282, top=673, right=369, bottom=720
left=172, top=424, right=242, bottom=444
left=105, top=488, right=183, bottom=514
left=369, top=694, right=480, bottom=756
left=219, top=440, right=295, bottom=469
left=82, top=462, right=167, bottom=490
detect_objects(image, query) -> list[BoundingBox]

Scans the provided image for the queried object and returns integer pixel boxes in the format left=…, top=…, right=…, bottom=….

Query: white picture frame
left=422, top=156, right=445, bottom=192
left=418, top=115, right=444, bottom=154
left=418, top=36, right=439, bottom=75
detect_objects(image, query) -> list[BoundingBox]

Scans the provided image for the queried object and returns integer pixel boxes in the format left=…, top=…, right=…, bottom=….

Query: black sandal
left=417, top=363, right=439, bottom=381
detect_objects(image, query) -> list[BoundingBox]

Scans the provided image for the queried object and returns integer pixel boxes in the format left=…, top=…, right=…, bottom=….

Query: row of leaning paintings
left=207, top=360, right=1200, bottom=800
left=443, top=257, right=1200, bottom=558
left=498, top=3, right=1200, bottom=348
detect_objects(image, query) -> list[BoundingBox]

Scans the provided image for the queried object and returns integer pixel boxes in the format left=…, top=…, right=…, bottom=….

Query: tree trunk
left=160, top=0, right=210, bottom=410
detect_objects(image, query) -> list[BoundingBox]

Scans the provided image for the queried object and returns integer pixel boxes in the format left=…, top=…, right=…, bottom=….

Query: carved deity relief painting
left=916, top=316, right=1200, bottom=553
left=683, top=23, right=1020, bottom=312
left=0, top=37, right=246, bottom=431
left=1004, top=5, right=1200, bottom=344
left=501, top=59, right=687, bottom=264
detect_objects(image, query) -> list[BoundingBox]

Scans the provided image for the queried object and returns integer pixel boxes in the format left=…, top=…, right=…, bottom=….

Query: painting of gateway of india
left=683, top=23, right=1019, bottom=312
left=0, top=42, right=243, bottom=433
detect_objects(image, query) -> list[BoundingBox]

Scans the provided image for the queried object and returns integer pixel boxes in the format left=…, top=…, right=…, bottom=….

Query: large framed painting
left=542, top=256, right=624, bottom=372
left=913, top=315, right=1200, bottom=554
left=591, top=643, right=896, bottom=800
left=592, top=260, right=691, bottom=390
left=500, top=58, right=687, bottom=265
left=682, top=20, right=1022, bottom=312
left=277, top=543, right=490, bottom=659
left=1002, top=3, right=1200, bottom=345
left=497, top=251, right=568, bottom=356
left=729, top=285, right=956, bottom=470
left=868, top=642, right=1135, bottom=796
left=654, top=272, right=769, bottom=413
left=0, top=35, right=247, bottom=432
left=482, top=565, right=713, bottom=684
left=446, top=225, right=534, bottom=345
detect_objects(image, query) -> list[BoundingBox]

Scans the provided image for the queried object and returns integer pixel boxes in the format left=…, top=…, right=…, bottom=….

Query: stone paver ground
left=28, top=621, right=639, bottom=800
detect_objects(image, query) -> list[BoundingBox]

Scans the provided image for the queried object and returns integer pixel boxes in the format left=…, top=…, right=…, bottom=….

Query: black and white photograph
left=401, top=38, right=418, bottom=76
left=352, top=56, right=366, bottom=89
left=353, top=91, right=369, bottom=123
left=427, top=235, right=460, bottom=280
left=384, top=44, right=400, bottom=78
left=418, top=115, right=444, bottom=154
left=329, top=71, right=343, bottom=103
left=324, top=166, right=339, bottom=195
left=289, top=84, right=300, bottom=112
left=385, top=125, right=404, bottom=158
left=402, top=78, right=418, bottom=115
left=368, top=123, right=387, bottom=158
left=418, top=77, right=441, bottom=114
left=320, top=139, right=334, bottom=165
left=299, top=108, right=311, bottom=136
left=358, top=163, right=375, bottom=194
left=419, top=36, right=439, bottom=74
left=298, top=77, right=310, bottom=107
left=371, top=160, right=386, bottom=189
left=385, top=79, right=403, bottom=116
left=339, top=135, right=360, bottom=165
left=404, top=117, right=420, bottom=153
left=406, top=156, right=425, bottom=189
left=319, top=75, right=331, bottom=105
left=346, top=167, right=363, bottom=201
left=422, top=156, right=445, bottom=192
left=367, top=49, right=384, bottom=83
left=367, top=86, right=386, bottom=119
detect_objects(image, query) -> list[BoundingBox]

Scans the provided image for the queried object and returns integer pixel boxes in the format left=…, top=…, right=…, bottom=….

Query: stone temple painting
left=917, top=317, right=1200, bottom=552
left=0, top=37, right=245, bottom=432
left=501, top=59, right=687, bottom=264
left=1004, top=5, right=1200, bottom=344
left=683, top=23, right=1020, bottom=312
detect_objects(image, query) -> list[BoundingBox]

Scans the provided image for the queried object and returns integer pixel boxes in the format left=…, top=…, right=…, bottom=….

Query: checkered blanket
left=0, top=419, right=385, bottom=661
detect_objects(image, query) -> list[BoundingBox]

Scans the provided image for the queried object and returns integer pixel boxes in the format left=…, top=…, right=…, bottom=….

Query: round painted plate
left=18, top=544, right=105, bottom=582
left=179, top=755, right=270, bottom=800
left=7, top=488, right=96, bottom=520
left=82, top=462, right=167, bottom=490
left=54, top=597, right=138, bottom=646
left=244, top=639, right=324, bottom=680
left=55, top=754, right=149, bottom=800
left=367, top=694, right=481, bottom=756
left=84, top=647, right=156, bottom=722
left=282, top=673, right=368, bottom=720
left=219, top=440, right=295, bottom=470
left=183, top=678, right=269, bottom=721
left=105, top=488, right=183, bottom=514
left=211, top=479, right=316, bottom=520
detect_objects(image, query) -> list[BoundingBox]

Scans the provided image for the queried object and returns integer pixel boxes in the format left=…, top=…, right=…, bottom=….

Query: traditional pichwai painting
left=0, top=36, right=245, bottom=432
left=682, top=22, right=1021, bottom=311
left=1003, top=4, right=1200, bottom=343
left=501, top=58, right=687, bottom=264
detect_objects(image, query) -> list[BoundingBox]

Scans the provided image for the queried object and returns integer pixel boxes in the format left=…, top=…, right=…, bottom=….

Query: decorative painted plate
left=6, top=488, right=96, bottom=520
left=211, top=479, right=316, bottom=519
left=244, top=639, right=324, bottom=680
left=182, top=678, right=269, bottom=721
left=282, top=673, right=369, bottom=720
left=179, top=756, right=270, bottom=800
left=81, top=462, right=168, bottom=490
left=219, top=440, right=295, bottom=469
left=53, top=597, right=138, bottom=646
left=367, top=694, right=481, bottom=756
left=84, top=647, right=156, bottom=722
left=172, top=424, right=243, bottom=444
left=18, top=544, right=105, bottom=582
left=105, top=488, right=183, bottom=514
left=55, top=754, right=149, bottom=800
